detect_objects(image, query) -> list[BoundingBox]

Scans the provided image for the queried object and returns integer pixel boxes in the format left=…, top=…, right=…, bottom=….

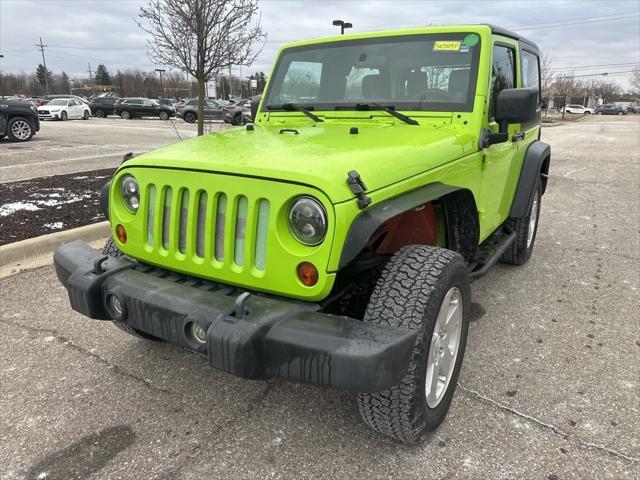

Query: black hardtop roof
left=485, top=24, right=540, bottom=51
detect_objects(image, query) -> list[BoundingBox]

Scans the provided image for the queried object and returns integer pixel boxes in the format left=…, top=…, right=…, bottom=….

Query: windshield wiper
left=335, top=103, right=419, bottom=125
left=266, top=103, right=323, bottom=122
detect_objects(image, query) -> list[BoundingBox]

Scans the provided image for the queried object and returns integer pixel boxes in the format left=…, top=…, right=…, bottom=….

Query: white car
left=37, top=98, right=91, bottom=121
left=562, top=104, right=593, bottom=114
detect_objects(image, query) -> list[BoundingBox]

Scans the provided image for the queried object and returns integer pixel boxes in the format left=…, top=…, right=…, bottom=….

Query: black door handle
left=512, top=132, right=525, bottom=142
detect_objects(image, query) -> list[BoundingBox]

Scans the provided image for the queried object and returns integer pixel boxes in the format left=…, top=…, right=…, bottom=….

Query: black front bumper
left=54, top=241, right=417, bottom=392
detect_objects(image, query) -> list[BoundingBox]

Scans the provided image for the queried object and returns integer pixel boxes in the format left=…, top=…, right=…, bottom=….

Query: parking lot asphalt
left=1, top=116, right=639, bottom=480
left=0, top=118, right=228, bottom=183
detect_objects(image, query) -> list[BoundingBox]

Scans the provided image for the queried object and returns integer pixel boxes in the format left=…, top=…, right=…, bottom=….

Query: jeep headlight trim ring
left=288, top=196, right=327, bottom=246
left=120, top=174, right=140, bottom=213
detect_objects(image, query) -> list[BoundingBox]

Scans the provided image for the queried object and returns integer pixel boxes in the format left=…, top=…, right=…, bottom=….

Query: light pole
left=332, top=19, right=352, bottom=35
left=0, top=54, right=4, bottom=98
left=155, top=68, right=165, bottom=98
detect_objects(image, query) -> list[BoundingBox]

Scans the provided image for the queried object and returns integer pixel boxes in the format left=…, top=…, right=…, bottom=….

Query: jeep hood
left=124, top=122, right=467, bottom=203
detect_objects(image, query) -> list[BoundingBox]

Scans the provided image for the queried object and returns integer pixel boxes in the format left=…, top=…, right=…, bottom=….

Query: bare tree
left=553, top=72, right=576, bottom=119
left=593, top=79, right=621, bottom=104
left=630, top=66, right=640, bottom=95
left=539, top=53, right=554, bottom=100
left=137, top=0, right=266, bottom=135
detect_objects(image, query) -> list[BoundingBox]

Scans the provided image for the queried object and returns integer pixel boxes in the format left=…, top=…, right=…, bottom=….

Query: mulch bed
left=0, top=168, right=116, bottom=246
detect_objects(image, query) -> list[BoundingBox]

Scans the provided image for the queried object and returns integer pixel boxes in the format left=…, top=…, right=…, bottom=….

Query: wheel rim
left=122, top=111, right=129, bottom=119
left=425, top=286, right=463, bottom=409
left=11, top=120, right=31, bottom=140
left=527, top=191, right=539, bottom=248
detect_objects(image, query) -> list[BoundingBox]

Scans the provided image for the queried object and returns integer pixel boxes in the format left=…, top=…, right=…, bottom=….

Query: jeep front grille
left=144, top=184, right=270, bottom=273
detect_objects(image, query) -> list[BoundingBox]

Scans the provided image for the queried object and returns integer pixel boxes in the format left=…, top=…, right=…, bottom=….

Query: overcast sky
left=1, top=0, right=639, bottom=89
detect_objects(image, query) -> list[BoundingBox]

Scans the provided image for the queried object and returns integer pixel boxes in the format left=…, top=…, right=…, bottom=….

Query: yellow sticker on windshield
left=433, top=41, right=461, bottom=51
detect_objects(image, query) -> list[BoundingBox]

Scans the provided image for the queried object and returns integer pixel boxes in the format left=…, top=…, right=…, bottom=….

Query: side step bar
left=469, top=228, right=517, bottom=280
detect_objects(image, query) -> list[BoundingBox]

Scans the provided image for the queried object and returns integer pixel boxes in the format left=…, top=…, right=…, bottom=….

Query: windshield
left=264, top=33, right=480, bottom=112
left=48, top=99, right=69, bottom=106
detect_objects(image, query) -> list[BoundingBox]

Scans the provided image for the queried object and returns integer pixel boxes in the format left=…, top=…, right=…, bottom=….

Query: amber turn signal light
left=115, top=224, right=127, bottom=244
left=297, top=262, right=319, bottom=287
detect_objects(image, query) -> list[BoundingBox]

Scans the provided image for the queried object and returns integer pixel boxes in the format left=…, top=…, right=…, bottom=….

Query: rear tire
left=83, top=111, right=90, bottom=120
left=94, top=108, right=106, bottom=118
left=184, top=112, right=196, bottom=123
left=159, top=111, right=170, bottom=120
left=357, top=245, right=470, bottom=444
left=102, top=238, right=162, bottom=341
left=501, top=177, right=542, bottom=265
left=233, top=113, right=242, bottom=126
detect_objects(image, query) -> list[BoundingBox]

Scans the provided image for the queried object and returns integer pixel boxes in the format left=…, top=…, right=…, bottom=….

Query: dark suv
left=0, top=99, right=40, bottom=142
left=595, top=104, right=627, bottom=115
left=114, top=98, right=175, bottom=120
left=89, top=97, right=121, bottom=117
left=176, top=98, right=243, bottom=125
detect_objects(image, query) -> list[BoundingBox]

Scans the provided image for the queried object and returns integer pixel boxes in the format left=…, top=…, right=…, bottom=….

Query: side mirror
left=495, top=88, right=538, bottom=132
left=250, top=95, right=261, bottom=122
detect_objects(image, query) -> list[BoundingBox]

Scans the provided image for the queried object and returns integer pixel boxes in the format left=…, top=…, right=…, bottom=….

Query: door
left=70, top=99, right=83, bottom=118
left=478, top=42, right=520, bottom=236
left=206, top=100, right=223, bottom=120
left=141, top=99, right=156, bottom=116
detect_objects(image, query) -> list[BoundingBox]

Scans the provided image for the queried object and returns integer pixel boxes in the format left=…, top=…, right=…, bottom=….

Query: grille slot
left=146, top=184, right=156, bottom=246
left=215, top=194, right=227, bottom=261
left=234, top=196, right=248, bottom=266
left=254, top=199, right=270, bottom=271
left=162, top=187, right=173, bottom=250
left=178, top=189, right=189, bottom=254
left=195, top=191, right=207, bottom=258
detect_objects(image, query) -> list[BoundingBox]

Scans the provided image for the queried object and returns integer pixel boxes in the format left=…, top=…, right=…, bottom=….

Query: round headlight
left=120, top=174, right=139, bottom=213
left=288, top=196, right=327, bottom=246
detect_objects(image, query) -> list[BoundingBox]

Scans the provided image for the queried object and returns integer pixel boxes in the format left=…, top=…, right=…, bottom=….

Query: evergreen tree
left=95, top=64, right=112, bottom=85
left=60, top=71, right=71, bottom=93
left=35, top=64, right=53, bottom=88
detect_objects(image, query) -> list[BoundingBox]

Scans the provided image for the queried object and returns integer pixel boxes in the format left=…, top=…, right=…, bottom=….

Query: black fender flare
left=338, top=182, right=461, bottom=268
left=100, top=181, right=111, bottom=221
left=509, top=141, right=550, bottom=218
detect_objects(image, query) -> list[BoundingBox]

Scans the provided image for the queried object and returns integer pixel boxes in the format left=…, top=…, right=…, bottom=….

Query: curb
left=0, top=222, right=110, bottom=267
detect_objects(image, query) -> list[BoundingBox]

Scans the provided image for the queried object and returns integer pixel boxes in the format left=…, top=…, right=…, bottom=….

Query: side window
left=521, top=50, right=540, bottom=100
left=489, top=44, right=516, bottom=120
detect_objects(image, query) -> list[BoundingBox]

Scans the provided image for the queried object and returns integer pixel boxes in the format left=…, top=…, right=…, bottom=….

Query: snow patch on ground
left=0, top=201, right=41, bottom=216
left=44, top=222, right=64, bottom=230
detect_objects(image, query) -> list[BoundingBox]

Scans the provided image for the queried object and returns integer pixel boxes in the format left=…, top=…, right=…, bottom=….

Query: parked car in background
left=89, top=97, right=121, bottom=117
left=38, top=97, right=91, bottom=121
left=0, top=99, right=40, bottom=142
left=43, top=94, right=88, bottom=105
left=175, top=98, right=243, bottom=125
left=562, top=104, right=593, bottom=114
left=595, top=104, right=627, bottom=115
left=626, top=105, right=638, bottom=114
left=114, top=98, right=175, bottom=120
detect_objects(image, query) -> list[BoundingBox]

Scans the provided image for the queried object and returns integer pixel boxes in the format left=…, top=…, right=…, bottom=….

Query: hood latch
left=347, top=170, right=372, bottom=210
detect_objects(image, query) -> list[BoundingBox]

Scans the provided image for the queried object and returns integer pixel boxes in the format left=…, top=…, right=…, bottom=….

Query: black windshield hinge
left=347, top=170, right=372, bottom=209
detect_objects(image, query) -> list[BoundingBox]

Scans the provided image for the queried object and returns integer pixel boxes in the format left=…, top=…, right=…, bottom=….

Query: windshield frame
left=262, top=33, right=481, bottom=114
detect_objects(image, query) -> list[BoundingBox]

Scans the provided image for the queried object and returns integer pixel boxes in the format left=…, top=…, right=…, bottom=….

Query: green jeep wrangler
left=55, top=24, right=550, bottom=443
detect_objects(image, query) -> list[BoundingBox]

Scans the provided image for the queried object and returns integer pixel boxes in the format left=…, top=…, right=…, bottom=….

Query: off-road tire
left=159, top=111, right=170, bottom=120
left=501, top=177, right=542, bottom=265
left=357, top=245, right=470, bottom=444
left=94, top=108, right=106, bottom=118
left=184, top=112, right=197, bottom=123
left=102, top=238, right=162, bottom=341
left=7, top=117, right=34, bottom=142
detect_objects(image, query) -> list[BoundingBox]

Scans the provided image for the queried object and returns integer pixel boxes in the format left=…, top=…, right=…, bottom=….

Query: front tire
left=102, top=238, right=162, bottom=341
left=159, top=111, right=170, bottom=120
left=184, top=112, right=196, bottom=123
left=120, top=110, right=131, bottom=120
left=7, top=117, right=34, bottom=142
left=60, top=111, right=68, bottom=121
left=233, top=113, right=242, bottom=126
left=357, top=245, right=470, bottom=444
left=501, top=177, right=542, bottom=265
left=94, top=108, right=106, bottom=118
